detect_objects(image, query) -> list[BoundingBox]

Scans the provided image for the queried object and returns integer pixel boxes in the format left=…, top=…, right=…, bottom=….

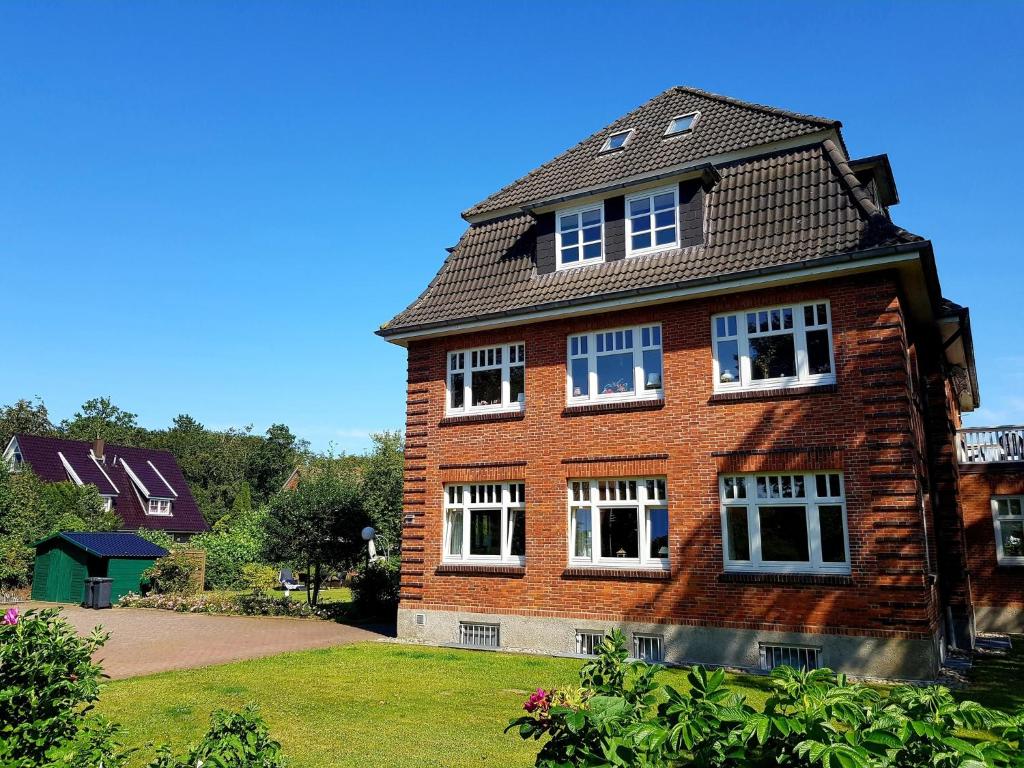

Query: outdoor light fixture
left=645, top=372, right=662, bottom=389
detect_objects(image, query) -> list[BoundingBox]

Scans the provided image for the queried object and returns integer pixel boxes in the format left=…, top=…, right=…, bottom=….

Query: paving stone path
left=12, top=602, right=384, bottom=679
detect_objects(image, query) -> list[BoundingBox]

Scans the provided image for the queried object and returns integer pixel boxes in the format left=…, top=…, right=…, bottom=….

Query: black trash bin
left=82, top=577, right=99, bottom=608
left=92, top=577, right=114, bottom=609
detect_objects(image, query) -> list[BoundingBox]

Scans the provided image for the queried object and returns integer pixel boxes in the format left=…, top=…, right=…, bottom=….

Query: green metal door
left=49, top=547, right=73, bottom=602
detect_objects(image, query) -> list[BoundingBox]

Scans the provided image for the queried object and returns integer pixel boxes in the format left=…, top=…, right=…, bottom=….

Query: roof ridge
left=671, top=85, right=839, bottom=128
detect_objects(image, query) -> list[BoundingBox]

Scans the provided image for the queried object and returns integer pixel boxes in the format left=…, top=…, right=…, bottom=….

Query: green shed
left=32, top=532, right=168, bottom=604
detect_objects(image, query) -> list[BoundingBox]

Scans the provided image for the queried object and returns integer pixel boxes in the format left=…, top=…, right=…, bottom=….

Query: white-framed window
left=147, top=498, right=173, bottom=516
left=633, top=634, right=665, bottom=662
left=444, top=482, right=525, bottom=565
left=567, top=324, right=663, bottom=404
left=102, top=497, right=114, bottom=512
left=447, top=343, right=525, bottom=415
left=556, top=203, right=604, bottom=269
left=665, top=111, right=700, bottom=136
left=600, top=128, right=634, bottom=153
left=712, top=301, right=835, bottom=391
left=992, top=496, right=1024, bottom=565
left=459, top=622, right=500, bottom=648
left=626, top=186, right=678, bottom=256
left=575, top=631, right=606, bottom=656
left=568, top=477, right=669, bottom=569
left=720, top=472, right=850, bottom=574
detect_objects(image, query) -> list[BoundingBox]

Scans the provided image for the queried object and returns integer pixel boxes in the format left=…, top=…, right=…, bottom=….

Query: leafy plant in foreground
left=509, top=631, right=1024, bottom=768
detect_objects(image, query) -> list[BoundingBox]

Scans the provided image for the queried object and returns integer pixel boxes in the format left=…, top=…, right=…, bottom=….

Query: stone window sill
left=709, top=383, right=837, bottom=404
left=435, top=563, right=525, bottom=577
left=440, top=410, right=525, bottom=427
left=563, top=398, right=665, bottom=417
left=562, top=567, right=671, bottom=581
left=718, top=571, right=854, bottom=586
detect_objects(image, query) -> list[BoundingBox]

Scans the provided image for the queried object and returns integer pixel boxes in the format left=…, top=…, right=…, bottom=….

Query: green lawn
left=96, top=637, right=1022, bottom=768
left=97, top=643, right=771, bottom=768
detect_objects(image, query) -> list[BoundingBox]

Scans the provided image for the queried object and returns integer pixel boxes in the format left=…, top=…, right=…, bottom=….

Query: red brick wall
left=960, top=467, right=1024, bottom=611
left=399, top=271, right=939, bottom=641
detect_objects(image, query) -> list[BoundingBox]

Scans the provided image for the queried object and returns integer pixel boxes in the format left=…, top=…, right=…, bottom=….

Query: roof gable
left=464, top=86, right=840, bottom=220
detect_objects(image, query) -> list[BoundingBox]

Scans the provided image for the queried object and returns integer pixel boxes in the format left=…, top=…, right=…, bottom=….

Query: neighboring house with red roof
left=3, top=433, right=208, bottom=542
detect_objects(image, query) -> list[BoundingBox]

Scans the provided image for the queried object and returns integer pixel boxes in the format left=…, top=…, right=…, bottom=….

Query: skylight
left=600, top=129, right=634, bottom=153
left=665, top=111, right=700, bottom=136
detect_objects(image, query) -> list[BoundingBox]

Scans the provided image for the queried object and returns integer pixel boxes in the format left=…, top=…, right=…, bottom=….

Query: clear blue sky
left=2, top=1, right=1021, bottom=453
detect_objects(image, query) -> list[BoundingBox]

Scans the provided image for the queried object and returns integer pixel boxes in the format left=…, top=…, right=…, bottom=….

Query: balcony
left=957, top=427, right=1024, bottom=464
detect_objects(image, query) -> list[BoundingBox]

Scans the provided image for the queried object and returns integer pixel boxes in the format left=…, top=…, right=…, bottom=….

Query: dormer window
left=557, top=203, right=604, bottom=269
left=147, top=498, right=173, bottom=516
left=665, top=111, right=700, bottom=136
left=600, top=129, right=634, bottom=153
left=626, top=186, right=678, bottom=256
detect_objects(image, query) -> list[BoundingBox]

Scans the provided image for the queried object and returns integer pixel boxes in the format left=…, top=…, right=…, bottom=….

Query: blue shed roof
left=37, top=532, right=168, bottom=559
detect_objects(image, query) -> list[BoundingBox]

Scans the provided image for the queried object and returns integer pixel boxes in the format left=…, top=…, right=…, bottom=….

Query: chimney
left=93, top=437, right=105, bottom=462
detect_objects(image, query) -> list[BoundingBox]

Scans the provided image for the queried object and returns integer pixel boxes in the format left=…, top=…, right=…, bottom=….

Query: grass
left=97, top=642, right=771, bottom=768
left=959, top=634, right=1024, bottom=712
left=95, top=636, right=1023, bottom=767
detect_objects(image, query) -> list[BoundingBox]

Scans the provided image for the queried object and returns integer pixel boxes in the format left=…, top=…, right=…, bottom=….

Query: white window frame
left=566, top=324, right=663, bottom=405
left=575, top=630, right=607, bottom=655
left=147, top=498, right=173, bottom=516
left=992, top=496, right=1024, bottom=565
left=719, top=472, right=850, bottom=575
left=625, top=185, right=679, bottom=257
left=567, top=477, right=669, bottom=570
left=711, top=300, right=836, bottom=392
left=600, top=128, right=634, bottom=153
left=446, top=343, right=526, bottom=416
left=443, top=482, right=526, bottom=565
left=664, top=111, right=701, bottom=136
left=632, top=634, right=665, bottom=662
left=555, top=202, right=605, bottom=270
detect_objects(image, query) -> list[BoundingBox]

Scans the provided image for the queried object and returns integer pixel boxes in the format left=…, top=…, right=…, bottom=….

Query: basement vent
left=760, top=643, right=822, bottom=671
left=459, top=622, right=500, bottom=649
left=575, top=631, right=606, bottom=656
left=632, top=634, right=665, bottom=663
left=414, top=613, right=426, bottom=626
left=404, top=514, right=416, bottom=524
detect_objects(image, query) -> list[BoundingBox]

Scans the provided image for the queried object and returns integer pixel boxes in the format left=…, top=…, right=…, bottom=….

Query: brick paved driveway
left=16, top=603, right=385, bottom=679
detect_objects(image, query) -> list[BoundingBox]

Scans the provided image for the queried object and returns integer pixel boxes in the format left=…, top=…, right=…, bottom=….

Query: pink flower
left=2, top=607, right=18, bottom=626
left=524, top=688, right=550, bottom=713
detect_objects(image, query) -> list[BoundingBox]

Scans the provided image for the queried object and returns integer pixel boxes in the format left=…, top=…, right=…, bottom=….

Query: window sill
left=563, top=398, right=664, bottom=417
left=709, top=383, right=837, bottom=404
left=436, top=563, right=525, bottom=577
left=995, top=562, right=1024, bottom=570
left=718, top=571, right=853, bottom=586
left=440, top=410, right=525, bottom=427
left=563, top=567, right=671, bottom=581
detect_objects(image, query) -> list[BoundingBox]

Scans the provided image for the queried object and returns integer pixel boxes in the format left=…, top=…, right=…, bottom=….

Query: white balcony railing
left=957, top=427, right=1024, bottom=464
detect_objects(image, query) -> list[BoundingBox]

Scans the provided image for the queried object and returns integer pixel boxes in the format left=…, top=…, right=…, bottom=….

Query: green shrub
left=147, top=705, right=284, bottom=768
left=143, top=551, right=198, bottom=594
left=0, top=607, right=129, bottom=767
left=240, top=562, right=280, bottom=591
left=509, top=630, right=1024, bottom=768
left=190, top=507, right=266, bottom=589
left=350, top=556, right=399, bottom=616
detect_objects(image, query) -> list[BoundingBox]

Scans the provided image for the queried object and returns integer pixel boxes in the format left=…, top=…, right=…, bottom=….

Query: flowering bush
left=509, top=630, right=1024, bottom=768
left=118, top=590, right=317, bottom=618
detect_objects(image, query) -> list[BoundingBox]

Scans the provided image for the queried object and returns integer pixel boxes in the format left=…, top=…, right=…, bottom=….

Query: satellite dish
left=361, top=526, right=376, bottom=541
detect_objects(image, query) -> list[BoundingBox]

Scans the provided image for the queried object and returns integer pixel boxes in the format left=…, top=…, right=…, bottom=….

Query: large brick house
left=378, top=86, right=1024, bottom=679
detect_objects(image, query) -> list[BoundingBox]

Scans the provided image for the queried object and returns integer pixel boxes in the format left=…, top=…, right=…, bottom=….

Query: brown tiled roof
left=463, top=86, right=840, bottom=219
left=381, top=139, right=922, bottom=337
